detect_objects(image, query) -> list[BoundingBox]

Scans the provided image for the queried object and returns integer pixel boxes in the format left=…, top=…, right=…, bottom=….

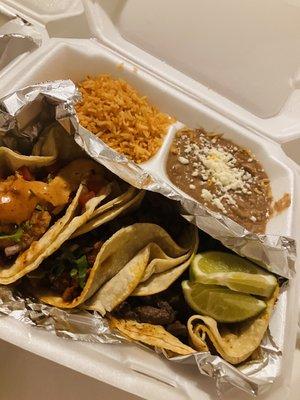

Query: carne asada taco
left=110, top=238, right=280, bottom=364
left=110, top=276, right=279, bottom=362
left=0, top=152, right=114, bottom=284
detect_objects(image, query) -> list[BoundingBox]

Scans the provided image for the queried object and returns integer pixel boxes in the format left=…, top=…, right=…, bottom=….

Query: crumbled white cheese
left=178, top=156, right=189, bottom=165
left=212, top=197, right=227, bottom=213
left=184, top=144, right=192, bottom=154
left=201, top=189, right=213, bottom=202
left=250, top=216, right=257, bottom=222
left=175, top=131, right=260, bottom=218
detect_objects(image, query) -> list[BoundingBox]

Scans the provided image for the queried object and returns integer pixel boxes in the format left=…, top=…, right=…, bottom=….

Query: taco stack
left=0, top=123, right=281, bottom=365
left=22, top=187, right=280, bottom=362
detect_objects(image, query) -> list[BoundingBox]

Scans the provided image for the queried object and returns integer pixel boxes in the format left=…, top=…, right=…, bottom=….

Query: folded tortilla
left=187, top=284, right=279, bottom=364
left=33, top=223, right=197, bottom=312
left=84, top=223, right=198, bottom=314
left=32, top=123, right=85, bottom=161
left=0, top=151, right=118, bottom=283
left=0, top=146, right=55, bottom=175
left=109, top=317, right=195, bottom=356
left=72, top=188, right=144, bottom=238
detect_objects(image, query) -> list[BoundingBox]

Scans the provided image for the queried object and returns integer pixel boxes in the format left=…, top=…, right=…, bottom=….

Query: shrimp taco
left=0, top=146, right=139, bottom=284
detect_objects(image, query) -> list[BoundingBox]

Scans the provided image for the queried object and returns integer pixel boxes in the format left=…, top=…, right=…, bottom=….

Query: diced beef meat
left=42, top=238, right=104, bottom=303
left=135, top=301, right=175, bottom=325
left=62, top=285, right=82, bottom=302
left=166, top=320, right=187, bottom=339
left=114, top=300, right=176, bottom=326
left=48, top=270, right=87, bottom=302
left=49, top=271, right=73, bottom=295
left=112, top=276, right=193, bottom=342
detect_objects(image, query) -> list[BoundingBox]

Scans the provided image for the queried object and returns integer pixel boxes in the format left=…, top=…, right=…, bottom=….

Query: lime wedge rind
left=182, top=281, right=267, bottom=323
left=191, top=252, right=277, bottom=298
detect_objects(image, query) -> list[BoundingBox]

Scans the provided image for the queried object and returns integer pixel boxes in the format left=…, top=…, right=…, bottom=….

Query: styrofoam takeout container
left=0, top=3, right=48, bottom=80
left=1, top=0, right=91, bottom=39
left=0, top=1, right=300, bottom=399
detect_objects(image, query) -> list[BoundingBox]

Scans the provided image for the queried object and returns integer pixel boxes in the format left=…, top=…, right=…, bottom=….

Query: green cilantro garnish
left=0, top=227, right=24, bottom=243
left=75, top=255, right=89, bottom=288
left=70, top=268, right=78, bottom=278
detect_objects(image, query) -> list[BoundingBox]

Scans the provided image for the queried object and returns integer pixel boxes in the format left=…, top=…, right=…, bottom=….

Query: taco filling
left=28, top=191, right=197, bottom=312
left=39, top=238, right=103, bottom=302
left=0, top=159, right=107, bottom=268
left=112, top=278, right=193, bottom=343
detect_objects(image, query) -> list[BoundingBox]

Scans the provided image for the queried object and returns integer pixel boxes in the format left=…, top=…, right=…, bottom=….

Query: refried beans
left=166, top=128, right=273, bottom=233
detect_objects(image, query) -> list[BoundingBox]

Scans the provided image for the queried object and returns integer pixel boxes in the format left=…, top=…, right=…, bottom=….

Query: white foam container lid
left=0, top=3, right=48, bottom=80
left=0, top=1, right=299, bottom=399
left=1, top=0, right=84, bottom=25
left=85, top=0, right=300, bottom=148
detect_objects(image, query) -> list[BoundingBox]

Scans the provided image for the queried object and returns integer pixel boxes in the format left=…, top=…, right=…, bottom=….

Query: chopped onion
left=4, top=244, right=22, bottom=257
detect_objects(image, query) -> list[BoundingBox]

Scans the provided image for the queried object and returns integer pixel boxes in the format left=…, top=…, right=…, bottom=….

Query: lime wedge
left=190, top=252, right=277, bottom=298
left=182, top=281, right=266, bottom=323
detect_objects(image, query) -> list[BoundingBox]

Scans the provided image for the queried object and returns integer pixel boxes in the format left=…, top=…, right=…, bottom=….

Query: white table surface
left=1, top=337, right=299, bottom=400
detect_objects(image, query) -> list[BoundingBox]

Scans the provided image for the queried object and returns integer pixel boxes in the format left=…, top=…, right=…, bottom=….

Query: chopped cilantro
left=75, top=255, right=89, bottom=288
left=70, top=268, right=78, bottom=278
left=0, top=227, right=23, bottom=243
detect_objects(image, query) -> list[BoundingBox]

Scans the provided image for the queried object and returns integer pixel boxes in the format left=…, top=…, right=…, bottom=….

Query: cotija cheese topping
left=166, top=128, right=273, bottom=233
left=75, top=74, right=175, bottom=164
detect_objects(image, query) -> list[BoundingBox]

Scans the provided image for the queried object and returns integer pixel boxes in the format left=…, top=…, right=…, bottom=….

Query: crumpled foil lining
left=0, top=5, right=41, bottom=71
left=0, top=80, right=295, bottom=397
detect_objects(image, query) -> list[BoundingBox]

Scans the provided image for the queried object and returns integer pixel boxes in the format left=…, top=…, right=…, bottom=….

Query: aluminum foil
left=1, top=79, right=294, bottom=277
left=0, top=80, right=296, bottom=397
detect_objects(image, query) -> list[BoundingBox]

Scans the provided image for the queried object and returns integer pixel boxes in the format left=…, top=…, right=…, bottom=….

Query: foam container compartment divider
left=0, top=1, right=300, bottom=399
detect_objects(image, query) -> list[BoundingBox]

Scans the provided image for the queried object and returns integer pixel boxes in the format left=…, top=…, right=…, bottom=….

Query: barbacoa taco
left=27, top=193, right=196, bottom=305
left=26, top=192, right=198, bottom=356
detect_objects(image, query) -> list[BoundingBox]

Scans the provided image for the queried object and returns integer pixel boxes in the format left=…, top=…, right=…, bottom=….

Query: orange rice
left=75, top=74, right=175, bottom=164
